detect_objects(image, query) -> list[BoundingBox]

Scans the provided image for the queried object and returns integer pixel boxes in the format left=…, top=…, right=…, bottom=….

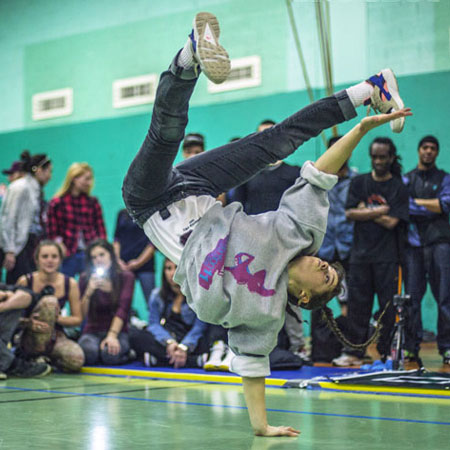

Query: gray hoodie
left=174, top=162, right=337, bottom=377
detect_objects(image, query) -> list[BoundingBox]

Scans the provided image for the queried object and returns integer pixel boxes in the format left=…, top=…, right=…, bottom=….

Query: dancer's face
left=37, top=244, right=61, bottom=273
left=288, top=256, right=338, bottom=305
left=90, top=245, right=112, bottom=271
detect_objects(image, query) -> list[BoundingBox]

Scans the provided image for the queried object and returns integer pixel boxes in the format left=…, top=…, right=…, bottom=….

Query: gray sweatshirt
left=174, top=162, right=337, bottom=377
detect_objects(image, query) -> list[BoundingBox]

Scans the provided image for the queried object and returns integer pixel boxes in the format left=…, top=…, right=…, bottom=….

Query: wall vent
left=207, top=55, right=261, bottom=93
left=32, top=88, right=73, bottom=121
left=113, top=74, right=157, bottom=108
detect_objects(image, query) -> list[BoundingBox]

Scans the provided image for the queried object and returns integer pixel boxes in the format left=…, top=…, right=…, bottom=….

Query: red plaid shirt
left=46, top=193, right=107, bottom=257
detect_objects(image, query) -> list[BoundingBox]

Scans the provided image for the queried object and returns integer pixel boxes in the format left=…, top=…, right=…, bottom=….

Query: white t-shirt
left=143, top=195, right=219, bottom=264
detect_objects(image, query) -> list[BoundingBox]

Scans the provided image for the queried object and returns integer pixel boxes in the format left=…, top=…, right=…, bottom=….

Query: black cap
left=183, top=133, right=204, bottom=149
left=2, top=161, right=23, bottom=175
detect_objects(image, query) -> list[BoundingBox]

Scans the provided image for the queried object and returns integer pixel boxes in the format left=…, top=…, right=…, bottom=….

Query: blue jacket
left=403, top=167, right=450, bottom=247
left=318, top=168, right=357, bottom=261
left=146, top=287, right=207, bottom=351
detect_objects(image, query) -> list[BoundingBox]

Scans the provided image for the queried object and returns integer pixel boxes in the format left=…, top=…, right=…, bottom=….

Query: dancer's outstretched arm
left=242, top=377, right=300, bottom=437
left=315, top=108, right=412, bottom=174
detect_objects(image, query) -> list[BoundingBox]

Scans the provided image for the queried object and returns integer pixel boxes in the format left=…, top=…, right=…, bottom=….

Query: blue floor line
left=1, top=385, right=449, bottom=426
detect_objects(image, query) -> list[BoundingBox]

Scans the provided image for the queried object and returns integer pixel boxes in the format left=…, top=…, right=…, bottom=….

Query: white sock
left=177, top=37, right=195, bottom=69
left=346, top=81, right=374, bottom=108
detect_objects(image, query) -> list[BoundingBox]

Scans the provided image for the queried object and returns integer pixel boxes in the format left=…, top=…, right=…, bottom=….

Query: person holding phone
left=78, top=239, right=135, bottom=365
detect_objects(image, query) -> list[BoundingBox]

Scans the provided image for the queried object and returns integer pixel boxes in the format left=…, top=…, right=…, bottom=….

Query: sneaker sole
left=193, top=12, right=230, bottom=84
left=36, top=364, right=52, bottom=378
left=381, top=68, right=405, bottom=133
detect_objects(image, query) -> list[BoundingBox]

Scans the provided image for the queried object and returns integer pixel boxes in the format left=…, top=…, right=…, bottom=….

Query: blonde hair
left=55, top=162, right=94, bottom=197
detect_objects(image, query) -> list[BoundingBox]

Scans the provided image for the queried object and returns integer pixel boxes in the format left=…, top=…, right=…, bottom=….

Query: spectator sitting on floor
left=0, top=283, right=52, bottom=379
left=130, top=258, right=208, bottom=368
left=46, top=162, right=106, bottom=277
left=78, top=239, right=135, bottom=366
left=17, top=240, right=84, bottom=372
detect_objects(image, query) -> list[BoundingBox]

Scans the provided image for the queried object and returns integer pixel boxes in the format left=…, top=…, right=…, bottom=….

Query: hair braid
left=321, top=300, right=392, bottom=351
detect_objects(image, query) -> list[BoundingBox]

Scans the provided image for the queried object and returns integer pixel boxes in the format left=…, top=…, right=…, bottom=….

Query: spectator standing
left=227, top=120, right=300, bottom=214
left=78, top=239, right=134, bottom=365
left=113, top=209, right=156, bottom=303
left=0, top=151, right=52, bottom=283
left=182, top=133, right=205, bottom=159
left=403, top=135, right=450, bottom=366
left=2, top=160, right=25, bottom=186
left=333, top=137, right=409, bottom=366
left=46, top=163, right=106, bottom=277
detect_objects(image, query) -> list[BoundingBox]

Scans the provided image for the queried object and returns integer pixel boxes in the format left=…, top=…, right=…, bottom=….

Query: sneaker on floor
left=332, top=353, right=363, bottom=367
left=196, top=353, right=209, bottom=368
left=443, top=350, right=450, bottom=366
left=204, top=340, right=226, bottom=370
left=219, top=348, right=234, bottom=372
left=190, top=12, right=230, bottom=84
left=143, top=352, right=157, bottom=367
left=365, top=68, right=405, bottom=133
left=293, top=348, right=313, bottom=366
left=7, top=357, right=51, bottom=378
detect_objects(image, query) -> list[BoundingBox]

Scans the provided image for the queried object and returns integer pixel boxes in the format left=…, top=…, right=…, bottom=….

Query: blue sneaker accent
left=189, top=29, right=197, bottom=53
left=368, top=73, right=392, bottom=100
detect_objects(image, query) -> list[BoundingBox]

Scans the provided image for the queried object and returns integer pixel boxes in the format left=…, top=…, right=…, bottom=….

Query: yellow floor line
left=81, top=366, right=286, bottom=386
left=317, top=381, right=450, bottom=397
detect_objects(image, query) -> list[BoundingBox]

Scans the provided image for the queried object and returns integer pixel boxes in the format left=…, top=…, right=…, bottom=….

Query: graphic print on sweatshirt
left=198, top=236, right=275, bottom=297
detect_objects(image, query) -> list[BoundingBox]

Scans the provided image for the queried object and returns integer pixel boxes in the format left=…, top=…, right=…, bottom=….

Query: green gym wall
left=0, top=0, right=449, bottom=332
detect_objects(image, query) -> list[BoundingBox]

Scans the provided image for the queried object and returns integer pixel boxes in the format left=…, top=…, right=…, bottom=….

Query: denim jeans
left=122, top=55, right=356, bottom=227
left=61, top=251, right=85, bottom=278
left=136, top=271, right=155, bottom=302
left=404, top=243, right=450, bottom=355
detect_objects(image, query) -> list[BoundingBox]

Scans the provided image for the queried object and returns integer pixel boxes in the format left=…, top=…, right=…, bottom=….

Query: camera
left=38, top=285, right=55, bottom=301
left=40, top=285, right=55, bottom=297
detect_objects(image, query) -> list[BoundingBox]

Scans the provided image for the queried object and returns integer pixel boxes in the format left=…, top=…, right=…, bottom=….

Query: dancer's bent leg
left=122, top=55, right=198, bottom=226
left=175, top=91, right=356, bottom=197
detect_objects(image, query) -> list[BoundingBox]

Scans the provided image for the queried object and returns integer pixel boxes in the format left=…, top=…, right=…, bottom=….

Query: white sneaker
left=365, top=68, right=405, bottom=133
left=219, top=348, right=235, bottom=372
left=204, top=340, right=226, bottom=370
left=190, top=12, right=230, bottom=84
left=143, top=352, right=157, bottom=367
left=332, top=353, right=363, bottom=367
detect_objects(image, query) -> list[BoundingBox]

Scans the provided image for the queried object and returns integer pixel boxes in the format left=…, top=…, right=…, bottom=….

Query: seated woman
left=17, top=240, right=84, bottom=372
left=130, top=258, right=208, bottom=368
left=78, top=239, right=135, bottom=365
